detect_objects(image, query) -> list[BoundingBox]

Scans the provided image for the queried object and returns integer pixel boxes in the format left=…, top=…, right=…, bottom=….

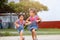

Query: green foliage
left=8, top=1, right=48, bottom=13
left=0, top=0, right=15, bottom=13
left=0, top=0, right=48, bottom=13
left=8, top=1, right=48, bottom=19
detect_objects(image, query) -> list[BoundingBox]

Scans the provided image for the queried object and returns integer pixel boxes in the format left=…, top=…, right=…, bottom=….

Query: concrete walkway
left=0, top=35, right=60, bottom=40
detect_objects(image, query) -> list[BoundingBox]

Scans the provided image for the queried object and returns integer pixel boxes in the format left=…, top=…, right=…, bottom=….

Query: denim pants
left=17, top=25, right=24, bottom=33
left=28, top=21, right=38, bottom=31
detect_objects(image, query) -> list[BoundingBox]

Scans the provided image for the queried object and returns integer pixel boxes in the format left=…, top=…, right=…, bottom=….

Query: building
left=0, top=13, right=18, bottom=28
left=0, top=13, right=60, bottom=29
left=38, top=21, right=60, bottom=28
left=0, top=0, right=60, bottom=29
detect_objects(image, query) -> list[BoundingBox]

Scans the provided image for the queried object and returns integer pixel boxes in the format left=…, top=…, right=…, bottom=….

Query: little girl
left=26, top=8, right=41, bottom=40
left=14, top=14, right=25, bottom=40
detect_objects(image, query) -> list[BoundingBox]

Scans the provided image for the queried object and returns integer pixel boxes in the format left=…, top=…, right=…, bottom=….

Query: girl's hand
left=28, top=22, right=32, bottom=24
left=16, top=25, right=20, bottom=28
left=14, top=20, right=20, bottom=28
left=36, top=20, right=40, bottom=23
left=25, top=21, right=31, bottom=25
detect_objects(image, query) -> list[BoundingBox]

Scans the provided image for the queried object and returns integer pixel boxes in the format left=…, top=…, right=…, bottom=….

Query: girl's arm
left=26, top=17, right=31, bottom=25
left=36, top=16, right=41, bottom=23
left=14, top=20, right=19, bottom=28
left=25, top=22, right=31, bottom=25
left=26, top=17, right=30, bottom=23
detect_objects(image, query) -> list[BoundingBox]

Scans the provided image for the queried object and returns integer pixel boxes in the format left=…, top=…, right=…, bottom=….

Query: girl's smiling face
left=29, top=10, right=35, bottom=17
left=19, top=15, right=24, bottom=20
left=29, top=8, right=36, bottom=17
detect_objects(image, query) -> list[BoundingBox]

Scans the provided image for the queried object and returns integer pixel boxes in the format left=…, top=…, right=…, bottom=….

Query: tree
left=0, top=0, right=15, bottom=13
left=8, top=1, right=48, bottom=12
left=8, top=1, right=48, bottom=19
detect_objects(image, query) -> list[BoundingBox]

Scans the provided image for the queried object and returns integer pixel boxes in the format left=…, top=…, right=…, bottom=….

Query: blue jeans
left=17, top=25, right=24, bottom=33
left=28, top=21, right=38, bottom=31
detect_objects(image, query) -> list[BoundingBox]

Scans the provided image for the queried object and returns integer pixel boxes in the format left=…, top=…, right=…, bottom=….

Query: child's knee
left=20, top=30, right=23, bottom=36
left=32, top=29, right=35, bottom=32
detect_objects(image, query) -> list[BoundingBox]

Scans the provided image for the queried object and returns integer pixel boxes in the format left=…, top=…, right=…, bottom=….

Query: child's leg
left=32, top=30, right=35, bottom=40
left=33, top=29, right=37, bottom=39
left=20, top=30, right=23, bottom=40
left=32, top=29, right=37, bottom=40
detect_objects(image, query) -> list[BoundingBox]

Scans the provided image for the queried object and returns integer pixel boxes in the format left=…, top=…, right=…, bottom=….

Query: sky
left=8, top=0, right=19, bottom=3
left=8, top=0, right=60, bottom=21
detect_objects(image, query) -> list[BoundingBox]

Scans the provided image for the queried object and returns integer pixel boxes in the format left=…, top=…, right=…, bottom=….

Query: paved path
left=0, top=35, right=60, bottom=40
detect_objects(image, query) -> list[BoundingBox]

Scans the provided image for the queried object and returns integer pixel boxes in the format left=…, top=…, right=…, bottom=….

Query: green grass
left=0, top=28, right=60, bottom=31
left=0, top=29, right=17, bottom=31
left=0, top=28, right=60, bottom=36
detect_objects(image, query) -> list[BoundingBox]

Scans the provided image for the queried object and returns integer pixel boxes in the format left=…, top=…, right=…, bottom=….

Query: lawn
left=0, top=28, right=60, bottom=36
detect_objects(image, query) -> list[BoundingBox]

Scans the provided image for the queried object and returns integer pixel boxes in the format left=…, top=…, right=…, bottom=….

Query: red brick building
left=38, top=21, right=60, bottom=28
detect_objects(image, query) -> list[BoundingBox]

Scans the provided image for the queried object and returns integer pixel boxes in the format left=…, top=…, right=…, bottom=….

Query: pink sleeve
left=35, top=15, right=39, bottom=20
left=23, top=20, right=26, bottom=24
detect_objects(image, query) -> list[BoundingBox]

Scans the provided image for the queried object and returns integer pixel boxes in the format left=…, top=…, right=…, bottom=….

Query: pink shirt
left=16, top=19, right=25, bottom=25
left=29, top=15, right=39, bottom=22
